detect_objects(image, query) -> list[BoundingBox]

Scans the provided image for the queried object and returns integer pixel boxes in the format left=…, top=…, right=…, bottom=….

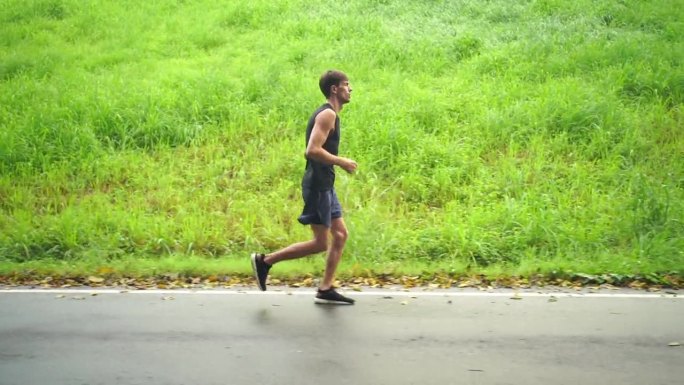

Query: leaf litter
left=2, top=271, right=681, bottom=291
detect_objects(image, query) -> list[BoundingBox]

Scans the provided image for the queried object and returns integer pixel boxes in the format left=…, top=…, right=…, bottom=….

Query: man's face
left=335, top=80, right=352, bottom=103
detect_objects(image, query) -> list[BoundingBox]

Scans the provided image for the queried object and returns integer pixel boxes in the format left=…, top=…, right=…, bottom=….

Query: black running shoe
left=315, top=288, right=355, bottom=305
left=251, top=253, right=271, bottom=291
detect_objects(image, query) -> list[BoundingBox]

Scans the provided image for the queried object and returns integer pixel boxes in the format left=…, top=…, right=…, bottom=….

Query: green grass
left=1, top=0, right=683, bottom=282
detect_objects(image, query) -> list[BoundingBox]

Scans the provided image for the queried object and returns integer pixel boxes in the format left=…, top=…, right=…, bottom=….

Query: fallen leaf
left=548, top=296, right=558, bottom=302
left=55, top=295, right=65, bottom=299
left=668, top=342, right=681, bottom=347
left=161, top=296, right=175, bottom=301
left=400, top=301, right=409, bottom=305
left=88, top=276, right=105, bottom=284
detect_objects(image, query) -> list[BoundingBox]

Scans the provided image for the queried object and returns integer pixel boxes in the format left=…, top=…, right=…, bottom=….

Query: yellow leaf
left=97, top=266, right=114, bottom=275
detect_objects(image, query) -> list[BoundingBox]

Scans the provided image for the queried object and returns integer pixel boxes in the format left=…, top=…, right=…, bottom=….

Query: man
left=251, top=70, right=357, bottom=304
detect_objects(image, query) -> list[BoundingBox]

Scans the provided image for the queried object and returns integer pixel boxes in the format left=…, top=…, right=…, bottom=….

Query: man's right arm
left=305, top=109, right=357, bottom=173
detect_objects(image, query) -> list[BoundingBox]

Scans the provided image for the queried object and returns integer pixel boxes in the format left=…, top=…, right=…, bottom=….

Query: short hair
left=319, top=70, right=348, bottom=98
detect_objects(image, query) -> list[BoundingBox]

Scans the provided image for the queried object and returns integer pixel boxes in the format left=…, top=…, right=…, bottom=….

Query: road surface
left=1, top=287, right=682, bottom=385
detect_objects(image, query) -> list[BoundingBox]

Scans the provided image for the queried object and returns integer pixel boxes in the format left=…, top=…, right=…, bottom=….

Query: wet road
left=1, top=287, right=683, bottom=385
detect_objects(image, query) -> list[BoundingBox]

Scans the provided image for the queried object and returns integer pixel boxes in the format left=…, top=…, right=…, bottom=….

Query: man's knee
left=312, top=236, right=328, bottom=253
left=332, top=227, right=348, bottom=244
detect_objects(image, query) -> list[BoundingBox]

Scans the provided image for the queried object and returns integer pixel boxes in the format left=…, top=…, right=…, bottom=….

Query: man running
left=251, top=70, right=357, bottom=304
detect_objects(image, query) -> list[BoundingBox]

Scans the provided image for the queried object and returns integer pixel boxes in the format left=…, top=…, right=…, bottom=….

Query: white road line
left=0, top=288, right=680, bottom=299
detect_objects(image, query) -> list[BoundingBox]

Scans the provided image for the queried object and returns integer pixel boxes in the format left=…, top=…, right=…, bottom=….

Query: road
left=1, top=287, right=683, bottom=385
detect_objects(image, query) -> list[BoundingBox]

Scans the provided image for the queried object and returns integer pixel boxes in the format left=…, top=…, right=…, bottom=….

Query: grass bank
left=1, top=0, right=682, bottom=285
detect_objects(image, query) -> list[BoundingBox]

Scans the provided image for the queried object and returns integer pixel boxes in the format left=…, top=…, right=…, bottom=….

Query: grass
left=0, top=0, right=683, bottom=284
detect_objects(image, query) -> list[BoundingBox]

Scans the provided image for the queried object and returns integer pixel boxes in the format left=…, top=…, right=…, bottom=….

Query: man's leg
left=252, top=224, right=329, bottom=291
left=319, top=217, right=348, bottom=290
left=314, top=217, right=354, bottom=304
left=263, top=224, right=328, bottom=265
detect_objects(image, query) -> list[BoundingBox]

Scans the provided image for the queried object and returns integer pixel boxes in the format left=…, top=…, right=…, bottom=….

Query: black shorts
left=297, top=188, right=342, bottom=228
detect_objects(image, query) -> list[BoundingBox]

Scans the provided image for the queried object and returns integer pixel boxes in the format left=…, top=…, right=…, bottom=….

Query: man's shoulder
left=314, top=107, right=337, bottom=123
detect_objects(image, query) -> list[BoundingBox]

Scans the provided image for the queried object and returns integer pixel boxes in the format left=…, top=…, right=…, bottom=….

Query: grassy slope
left=0, top=0, right=682, bottom=282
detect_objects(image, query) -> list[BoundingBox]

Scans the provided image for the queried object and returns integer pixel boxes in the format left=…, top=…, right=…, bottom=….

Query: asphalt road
left=1, top=287, right=683, bottom=385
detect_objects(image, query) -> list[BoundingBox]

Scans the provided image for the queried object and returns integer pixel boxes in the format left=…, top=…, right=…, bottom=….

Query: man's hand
left=338, top=157, right=358, bottom=174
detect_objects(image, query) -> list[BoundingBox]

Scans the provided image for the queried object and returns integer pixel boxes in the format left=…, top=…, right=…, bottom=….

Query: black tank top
left=302, top=103, right=340, bottom=191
